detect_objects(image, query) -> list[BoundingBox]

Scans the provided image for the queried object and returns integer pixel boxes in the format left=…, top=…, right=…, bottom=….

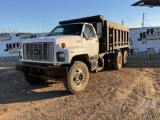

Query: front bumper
left=16, top=62, right=68, bottom=77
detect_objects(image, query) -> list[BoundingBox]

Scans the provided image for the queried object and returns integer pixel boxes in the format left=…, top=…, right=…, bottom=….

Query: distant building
left=0, top=33, right=46, bottom=57
left=130, top=27, right=160, bottom=54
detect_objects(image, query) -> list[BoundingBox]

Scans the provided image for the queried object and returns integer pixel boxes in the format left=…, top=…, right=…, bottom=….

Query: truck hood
left=22, top=35, right=82, bottom=47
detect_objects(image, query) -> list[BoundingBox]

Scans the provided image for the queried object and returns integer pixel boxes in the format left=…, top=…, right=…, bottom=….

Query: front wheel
left=63, top=61, right=89, bottom=94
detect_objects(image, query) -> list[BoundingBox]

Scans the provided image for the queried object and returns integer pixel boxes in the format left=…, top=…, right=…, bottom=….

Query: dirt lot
left=0, top=55, right=160, bottom=120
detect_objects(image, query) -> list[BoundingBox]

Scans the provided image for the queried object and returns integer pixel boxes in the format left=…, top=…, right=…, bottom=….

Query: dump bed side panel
left=101, top=20, right=130, bottom=52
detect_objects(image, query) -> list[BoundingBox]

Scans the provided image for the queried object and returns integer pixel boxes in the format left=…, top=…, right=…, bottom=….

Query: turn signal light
left=61, top=43, right=66, bottom=48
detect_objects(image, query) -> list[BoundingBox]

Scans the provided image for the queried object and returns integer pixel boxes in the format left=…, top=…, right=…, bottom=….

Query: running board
left=96, top=67, right=103, bottom=72
left=96, top=56, right=105, bottom=72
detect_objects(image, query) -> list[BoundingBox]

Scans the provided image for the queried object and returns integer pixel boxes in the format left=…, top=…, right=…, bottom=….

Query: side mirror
left=97, top=22, right=102, bottom=38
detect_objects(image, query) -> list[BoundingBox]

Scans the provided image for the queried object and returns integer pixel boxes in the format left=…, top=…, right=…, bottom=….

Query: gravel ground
left=0, top=55, right=160, bottom=120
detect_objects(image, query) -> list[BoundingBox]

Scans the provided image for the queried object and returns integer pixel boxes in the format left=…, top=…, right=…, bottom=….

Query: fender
left=65, top=46, right=89, bottom=63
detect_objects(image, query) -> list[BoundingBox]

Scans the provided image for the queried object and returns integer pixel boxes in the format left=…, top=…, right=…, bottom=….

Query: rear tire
left=63, top=61, right=89, bottom=94
left=24, top=73, right=44, bottom=85
left=108, top=60, right=113, bottom=70
left=113, top=52, right=122, bottom=70
left=122, top=50, right=128, bottom=66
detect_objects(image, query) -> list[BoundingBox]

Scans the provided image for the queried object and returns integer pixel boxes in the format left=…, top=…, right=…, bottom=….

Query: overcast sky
left=0, top=0, right=160, bottom=33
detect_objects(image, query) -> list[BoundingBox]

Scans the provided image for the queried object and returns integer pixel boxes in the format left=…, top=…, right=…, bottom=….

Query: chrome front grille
left=23, top=42, right=54, bottom=61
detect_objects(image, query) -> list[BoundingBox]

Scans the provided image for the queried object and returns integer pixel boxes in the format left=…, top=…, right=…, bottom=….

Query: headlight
left=57, top=52, right=65, bottom=62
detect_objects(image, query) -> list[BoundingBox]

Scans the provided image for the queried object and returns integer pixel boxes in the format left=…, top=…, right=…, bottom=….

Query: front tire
left=24, top=73, right=44, bottom=85
left=63, top=61, right=89, bottom=94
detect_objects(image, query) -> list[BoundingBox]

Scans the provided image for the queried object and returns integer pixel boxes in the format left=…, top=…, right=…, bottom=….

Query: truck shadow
left=1, top=55, right=160, bottom=104
left=0, top=79, right=71, bottom=104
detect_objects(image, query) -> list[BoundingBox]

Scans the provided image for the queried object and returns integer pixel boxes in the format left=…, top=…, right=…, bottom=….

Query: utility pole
left=141, top=13, right=145, bottom=28
left=42, top=18, right=45, bottom=35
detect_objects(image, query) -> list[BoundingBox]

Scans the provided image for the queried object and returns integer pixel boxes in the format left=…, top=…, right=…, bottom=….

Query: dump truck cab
left=48, top=22, right=99, bottom=60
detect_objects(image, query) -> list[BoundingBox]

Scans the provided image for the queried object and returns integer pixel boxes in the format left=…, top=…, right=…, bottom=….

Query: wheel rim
left=73, top=69, right=85, bottom=86
left=124, top=52, right=128, bottom=64
left=118, top=55, right=122, bottom=67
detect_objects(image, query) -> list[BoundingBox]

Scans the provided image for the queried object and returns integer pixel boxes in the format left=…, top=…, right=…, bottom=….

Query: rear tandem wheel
left=122, top=50, right=128, bottom=66
left=113, top=52, right=122, bottom=70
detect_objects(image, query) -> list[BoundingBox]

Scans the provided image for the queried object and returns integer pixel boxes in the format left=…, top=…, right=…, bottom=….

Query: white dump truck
left=16, top=15, right=130, bottom=93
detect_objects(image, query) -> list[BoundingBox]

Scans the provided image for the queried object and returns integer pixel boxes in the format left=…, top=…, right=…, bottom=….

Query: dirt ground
left=0, top=55, right=160, bottom=120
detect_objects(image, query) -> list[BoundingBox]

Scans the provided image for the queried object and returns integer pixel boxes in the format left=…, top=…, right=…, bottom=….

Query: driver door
left=82, top=24, right=99, bottom=57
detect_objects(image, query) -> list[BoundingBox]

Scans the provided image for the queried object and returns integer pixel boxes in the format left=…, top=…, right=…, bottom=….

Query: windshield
left=48, top=24, right=83, bottom=36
